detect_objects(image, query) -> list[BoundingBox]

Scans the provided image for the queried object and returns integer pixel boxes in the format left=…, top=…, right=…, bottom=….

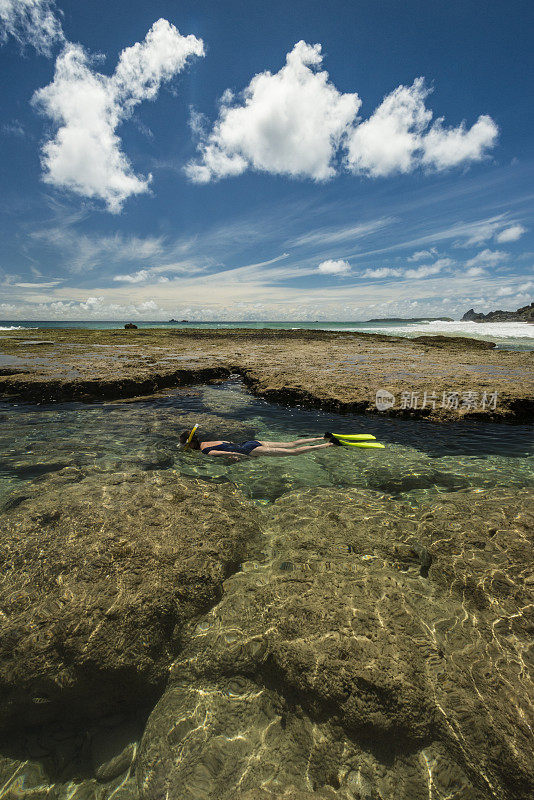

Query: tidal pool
left=0, top=379, right=532, bottom=800
left=0, top=378, right=532, bottom=506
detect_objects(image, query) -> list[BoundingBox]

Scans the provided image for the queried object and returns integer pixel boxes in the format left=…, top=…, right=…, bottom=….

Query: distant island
left=366, top=316, right=453, bottom=323
left=168, top=319, right=190, bottom=323
left=461, top=302, right=534, bottom=323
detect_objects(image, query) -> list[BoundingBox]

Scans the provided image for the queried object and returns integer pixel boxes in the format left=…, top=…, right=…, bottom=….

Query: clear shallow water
left=1, top=318, right=532, bottom=350
left=1, top=379, right=532, bottom=508
left=0, top=379, right=533, bottom=800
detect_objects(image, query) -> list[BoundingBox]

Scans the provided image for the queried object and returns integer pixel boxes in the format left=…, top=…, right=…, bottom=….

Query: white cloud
left=0, top=0, right=64, bottom=55
left=465, top=266, right=485, bottom=277
left=113, top=269, right=152, bottom=283
left=32, top=19, right=204, bottom=212
left=408, top=248, right=437, bottom=261
left=113, top=268, right=172, bottom=283
left=186, top=41, right=361, bottom=183
left=292, top=217, right=393, bottom=248
left=362, top=267, right=402, bottom=278
left=2, top=120, right=25, bottom=137
left=362, top=256, right=453, bottom=280
left=421, top=114, right=498, bottom=170
left=495, top=224, right=527, bottom=243
left=29, top=295, right=165, bottom=319
left=317, top=258, right=351, bottom=275
left=404, top=262, right=445, bottom=279
left=459, top=219, right=504, bottom=246
left=31, top=226, right=166, bottom=272
left=345, top=78, right=497, bottom=177
left=465, top=249, right=509, bottom=268
left=345, top=79, right=432, bottom=177
left=14, top=280, right=62, bottom=288
left=189, top=52, right=497, bottom=183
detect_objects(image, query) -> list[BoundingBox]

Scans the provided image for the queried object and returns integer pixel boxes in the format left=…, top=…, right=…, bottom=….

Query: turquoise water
left=1, top=319, right=533, bottom=350
left=1, top=379, right=532, bottom=508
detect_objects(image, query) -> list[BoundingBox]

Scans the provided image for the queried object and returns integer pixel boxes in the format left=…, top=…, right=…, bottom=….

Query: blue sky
left=1, top=0, right=533, bottom=320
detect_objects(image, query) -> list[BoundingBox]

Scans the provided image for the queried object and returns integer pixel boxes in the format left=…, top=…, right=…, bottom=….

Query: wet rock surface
left=0, top=468, right=259, bottom=733
left=0, top=376, right=532, bottom=800
left=137, top=487, right=533, bottom=800
left=1, top=327, right=532, bottom=422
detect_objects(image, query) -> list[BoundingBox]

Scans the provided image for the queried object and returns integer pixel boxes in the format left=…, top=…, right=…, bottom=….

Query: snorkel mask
left=183, top=424, right=199, bottom=450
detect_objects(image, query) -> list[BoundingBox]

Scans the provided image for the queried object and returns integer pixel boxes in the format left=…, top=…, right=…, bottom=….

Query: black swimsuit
left=201, top=440, right=262, bottom=455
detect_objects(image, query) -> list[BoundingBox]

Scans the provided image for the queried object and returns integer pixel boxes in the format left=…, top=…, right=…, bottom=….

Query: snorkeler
left=179, top=429, right=338, bottom=458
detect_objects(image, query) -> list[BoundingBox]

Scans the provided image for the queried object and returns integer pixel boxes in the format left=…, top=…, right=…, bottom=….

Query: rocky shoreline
left=1, top=327, right=533, bottom=422
left=462, top=301, right=534, bottom=323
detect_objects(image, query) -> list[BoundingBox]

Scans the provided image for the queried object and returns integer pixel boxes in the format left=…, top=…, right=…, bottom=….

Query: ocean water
left=1, top=318, right=533, bottom=350
left=0, top=380, right=532, bottom=799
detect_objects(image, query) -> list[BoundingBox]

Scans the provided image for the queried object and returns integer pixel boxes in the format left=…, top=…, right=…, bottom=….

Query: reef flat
left=0, top=327, right=533, bottom=422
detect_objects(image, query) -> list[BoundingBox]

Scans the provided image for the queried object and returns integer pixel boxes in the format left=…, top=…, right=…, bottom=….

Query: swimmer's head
left=179, top=430, right=201, bottom=450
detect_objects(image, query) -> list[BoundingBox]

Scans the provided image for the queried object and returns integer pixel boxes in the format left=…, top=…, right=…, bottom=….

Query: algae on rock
left=0, top=468, right=260, bottom=733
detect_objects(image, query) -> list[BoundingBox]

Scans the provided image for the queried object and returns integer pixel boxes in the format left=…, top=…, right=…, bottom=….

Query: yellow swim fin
left=332, top=433, right=376, bottom=440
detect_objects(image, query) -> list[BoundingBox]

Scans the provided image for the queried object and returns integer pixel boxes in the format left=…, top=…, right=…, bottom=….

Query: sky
left=0, top=0, right=533, bottom=321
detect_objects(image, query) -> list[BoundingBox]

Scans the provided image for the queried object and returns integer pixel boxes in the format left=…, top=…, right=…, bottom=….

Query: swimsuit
left=201, top=440, right=262, bottom=456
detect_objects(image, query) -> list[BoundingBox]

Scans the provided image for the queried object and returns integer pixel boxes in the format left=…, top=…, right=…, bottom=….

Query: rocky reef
left=0, top=327, right=533, bottom=422
left=137, top=486, right=533, bottom=800
left=0, top=469, right=532, bottom=800
left=462, top=302, right=534, bottom=322
left=0, top=469, right=259, bottom=734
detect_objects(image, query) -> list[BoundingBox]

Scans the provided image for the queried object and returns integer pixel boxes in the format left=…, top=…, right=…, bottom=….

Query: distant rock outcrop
left=124, top=322, right=138, bottom=329
left=462, top=302, right=534, bottom=322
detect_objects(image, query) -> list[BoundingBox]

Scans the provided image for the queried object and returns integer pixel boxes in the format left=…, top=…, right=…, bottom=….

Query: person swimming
left=178, top=430, right=339, bottom=458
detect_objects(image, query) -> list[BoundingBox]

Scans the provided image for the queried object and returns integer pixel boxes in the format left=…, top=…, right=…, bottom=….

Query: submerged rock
left=137, top=486, right=533, bottom=800
left=0, top=469, right=259, bottom=733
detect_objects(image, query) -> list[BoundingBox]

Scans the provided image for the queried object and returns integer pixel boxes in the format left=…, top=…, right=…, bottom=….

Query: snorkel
left=183, top=424, right=199, bottom=451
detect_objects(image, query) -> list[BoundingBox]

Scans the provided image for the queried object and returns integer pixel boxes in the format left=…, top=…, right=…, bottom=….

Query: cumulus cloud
left=32, top=19, right=204, bottom=212
left=189, top=50, right=498, bottom=184
left=421, top=114, right=498, bottom=170
left=56, top=295, right=162, bottom=317
left=186, top=41, right=361, bottom=183
left=495, top=224, right=527, bottom=243
left=345, top=78, right=498, bottom=176
left=465, top=266, right=485, bottom=277
left=465, top=249, right=509, bottom=268
left=317, top=258, right=351, bottom=275
left=0, top=0, right=64, bottom=55
left=113, top=268, right=170, bottom=283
